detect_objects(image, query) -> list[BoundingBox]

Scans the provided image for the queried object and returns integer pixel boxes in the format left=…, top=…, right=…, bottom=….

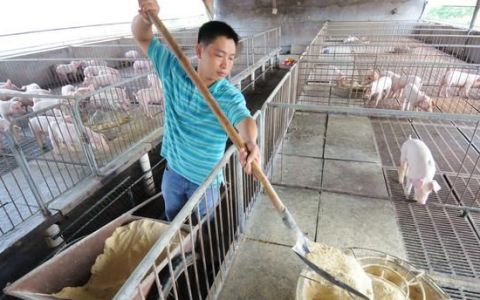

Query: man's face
left=196, top=36, right=236, bottom=85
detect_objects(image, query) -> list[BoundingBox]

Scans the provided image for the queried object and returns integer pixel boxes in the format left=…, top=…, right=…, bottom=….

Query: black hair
left=197, top=21, right=239, bottom=46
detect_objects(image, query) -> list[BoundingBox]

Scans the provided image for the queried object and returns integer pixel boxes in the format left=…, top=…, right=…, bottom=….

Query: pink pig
left=399, top=136, right=441, bottom=204
left=48, top=122, right=109, bottom=154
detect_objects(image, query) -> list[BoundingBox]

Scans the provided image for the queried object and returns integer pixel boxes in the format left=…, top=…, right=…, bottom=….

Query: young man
left=133, top=0, right=260, bottom=221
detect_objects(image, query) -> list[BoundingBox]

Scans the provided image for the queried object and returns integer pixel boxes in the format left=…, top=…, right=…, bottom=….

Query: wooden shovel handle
left=148, top=13, right=285, bottom=213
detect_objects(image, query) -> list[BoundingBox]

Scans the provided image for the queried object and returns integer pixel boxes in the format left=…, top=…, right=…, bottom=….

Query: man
left=133, top=0, right=260, bottom=221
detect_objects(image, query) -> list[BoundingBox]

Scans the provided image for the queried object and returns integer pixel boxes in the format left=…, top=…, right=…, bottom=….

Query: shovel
left=147, top=12, right=370, bottom=300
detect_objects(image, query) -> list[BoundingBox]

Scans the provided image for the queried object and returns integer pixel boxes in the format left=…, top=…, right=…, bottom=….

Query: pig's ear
left=414, top=179, right=424, bottom=190
left=429, top=180, right=441, bottom=192
left=6, top=79, right=12, bottom=85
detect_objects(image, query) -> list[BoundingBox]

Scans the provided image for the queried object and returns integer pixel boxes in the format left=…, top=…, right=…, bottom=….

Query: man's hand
left=239, top=141, right=261, bottom=176
left=138, top=0, right=160, bottom=24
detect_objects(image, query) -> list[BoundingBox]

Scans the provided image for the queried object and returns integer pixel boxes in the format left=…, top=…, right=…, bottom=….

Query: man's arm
left=131, top=0, right=159, bottom=55
left=236, top=117, right=260, bottom=175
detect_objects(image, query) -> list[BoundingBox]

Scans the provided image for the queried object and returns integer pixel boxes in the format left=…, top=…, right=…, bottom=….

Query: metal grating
left=442, top=286, right=480, bottom=300
left=385, top=169, right=480, bottom=279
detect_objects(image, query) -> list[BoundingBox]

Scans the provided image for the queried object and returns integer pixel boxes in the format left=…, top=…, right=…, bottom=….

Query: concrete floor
left=218, top=112, right=406, bottom=299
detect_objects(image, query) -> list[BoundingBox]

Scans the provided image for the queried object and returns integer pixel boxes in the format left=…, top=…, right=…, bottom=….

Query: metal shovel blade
left=293, top=247, right=370, bottom=300
left=289, top=225, right=370, bottom=300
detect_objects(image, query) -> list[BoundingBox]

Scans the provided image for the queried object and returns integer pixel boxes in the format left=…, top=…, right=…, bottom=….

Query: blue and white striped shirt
left=148, top=38, right=251, bottom=185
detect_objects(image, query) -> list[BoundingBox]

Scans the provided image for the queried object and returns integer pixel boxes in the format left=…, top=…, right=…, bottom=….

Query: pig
left=56, top=61, right=84, bottom=82
left=133, top=60, right=153, bottom=73
left=83, top=66, right=120, bottom=78
left=32, top=97, right=70, bottom=114
left=385, top=72, right=423, bottom=99
left=401, top=83, right=434, bottom=112
left=399, top=136, right=441, bottom=204
left=61, top=85, right=76, bottom=96
left=48, top=122, right=109, bottom=154
left=439, top=69, right=480, bottom=98
left=125, top=50, right=141, bottom=60
left=363, top=76, right=392, bottom=107
left=0, top=118, right=21, bottom=148
left=91, top=87, right=131, bottom=111
left=134, top=87, right=163, bottom=117
left=22, top=83, right=51, bottom=94
left=83, top=73, right=121, bottom=89
left=0, top=99, right=24, bottom=121
left=29, top=115, right=73, bottom=148
left=0, top=79, right=22, bottom=91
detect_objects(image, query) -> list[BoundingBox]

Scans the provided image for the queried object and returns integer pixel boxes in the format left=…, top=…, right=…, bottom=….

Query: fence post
left=235, top=152, right=245, bottom=233
left=7, top=134, right=50, bottom=216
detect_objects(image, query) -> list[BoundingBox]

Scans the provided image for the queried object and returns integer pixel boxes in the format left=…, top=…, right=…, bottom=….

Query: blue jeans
left=161, top=164, right=220, bottom=221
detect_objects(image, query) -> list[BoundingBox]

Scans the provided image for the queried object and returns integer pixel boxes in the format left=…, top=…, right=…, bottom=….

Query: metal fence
left=111, top=62, right=294, bottom=299
left=0, top=26, right=281, bottom=238
left=297, top=21, right=480, bottom=115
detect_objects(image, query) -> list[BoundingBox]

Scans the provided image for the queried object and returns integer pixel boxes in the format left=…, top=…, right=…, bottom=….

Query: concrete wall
left=215, top=0, right=426, bottom=52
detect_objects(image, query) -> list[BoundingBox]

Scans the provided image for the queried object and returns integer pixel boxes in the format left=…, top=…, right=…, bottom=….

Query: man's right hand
left=138, top=0, right=160, bottom=24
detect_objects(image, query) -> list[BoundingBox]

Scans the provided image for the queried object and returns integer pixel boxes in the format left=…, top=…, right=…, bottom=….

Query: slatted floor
left=373, top=118, right=480, bottom=297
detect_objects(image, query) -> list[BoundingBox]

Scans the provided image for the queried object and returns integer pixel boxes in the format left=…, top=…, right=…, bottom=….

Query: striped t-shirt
left=148, top=38, right=251, bottom=185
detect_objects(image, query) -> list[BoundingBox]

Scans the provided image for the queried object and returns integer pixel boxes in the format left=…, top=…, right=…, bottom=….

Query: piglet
left=125, top=50, right=141, bottom=60
left=56, top=61, right=84, bottom=82
left=363, top=76, right=392, bottom=107
left=399, top=136, right=441, bottom=204
left=386, top=73, right=422, bottom=99
left=48, top=122, right=109, bottom=154
left=29, top=115, right=72, bottom=148
left=0, top=118, right=21, bottom=149
left=133, top=60, right=152, bottom=73
left=439, top=69, right=480, bottom=98
left=91, top=87, right=131, bottom=111
left=401, top=83, right=433, bottom=112
left=83, top=73, right=121, bottom=89
left=0, top=99, right=24, bottom=121
left=83, top=66, right=120, bottom=78
left=0, top=79, right=22, bottom=91
left=134, top=86, right=163, bottom=117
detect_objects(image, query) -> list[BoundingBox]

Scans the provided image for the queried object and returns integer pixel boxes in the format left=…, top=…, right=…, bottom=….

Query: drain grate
left=442, top=286, right=480, bottom=300
left=386, top=169, right=480, bottom=279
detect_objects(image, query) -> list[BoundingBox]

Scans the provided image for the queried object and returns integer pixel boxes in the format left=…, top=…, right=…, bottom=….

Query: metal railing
left=112, top=65, right=296, bottom=300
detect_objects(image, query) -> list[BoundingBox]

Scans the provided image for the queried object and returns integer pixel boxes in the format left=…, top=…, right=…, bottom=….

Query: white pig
left=133, top=60, right=152, bottom=73
left=83, top=66, right=120, bottom=78
left=83, top=73, right=121, bottom=89
left=401, top=83, right=434, bottom=112
left=29, top=115, right=73, bottom=148
left=61, top=85, right=76, bottom=96
left=0, top=99, right=24, bottom=121
left=48, top=122, right=109, bottom=154
left=0, top=79, right=22, bottom=91
left=399, top=136, right=441, bottom=204
left=56, top=61, right=84, bottom=82
left=134, top=87, right=163, bottom=117
left=125, top=50, right=141, bottom=60
left=91, top=87, right=130, bottom=111
left=364, top=76, right=392, bottom=107
left=0, top=118, right=21, bottom=149
left=386, top=73, right=423, bottom=99
left=32, top=97, right=70, bottom=113
left=439, top=69, right=480, bottom=98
